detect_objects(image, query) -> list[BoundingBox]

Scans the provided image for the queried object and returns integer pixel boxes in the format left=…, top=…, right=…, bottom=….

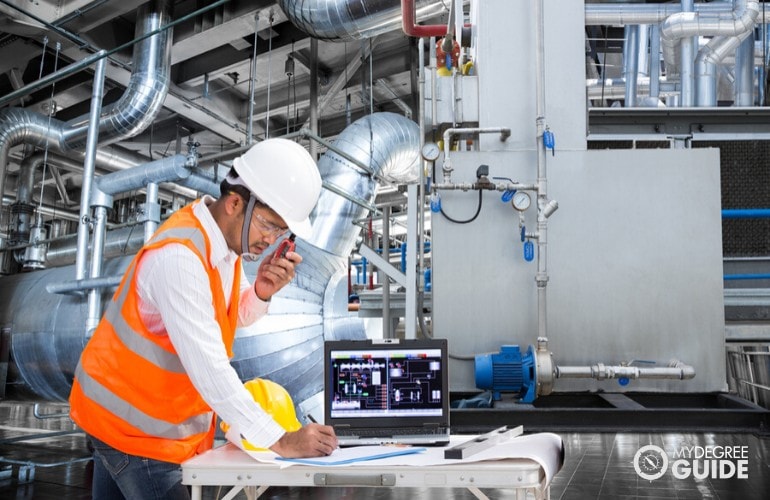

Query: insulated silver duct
left=0, top=0, right=173, bottom=210
left=0, top=256, right=134, bottom=401
left=695, top=32, right=754, bottom=106
left=584, top=1, right=733, bottom=26
left=0, top=112, right=421, bottom=406
left=660, top=0, right=758, bottom=78
left=308, top=112, right=420, bottom=257
left=277, top=0, right=448, bottom=40
left=45, top=226, right=146, bottom=268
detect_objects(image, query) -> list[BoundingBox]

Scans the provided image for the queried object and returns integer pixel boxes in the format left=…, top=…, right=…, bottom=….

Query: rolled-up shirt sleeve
left=238, top=265, right=269, bottom=327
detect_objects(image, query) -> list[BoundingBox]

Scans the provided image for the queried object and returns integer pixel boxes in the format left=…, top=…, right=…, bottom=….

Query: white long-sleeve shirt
left=135, top=196, right=286, bottom=449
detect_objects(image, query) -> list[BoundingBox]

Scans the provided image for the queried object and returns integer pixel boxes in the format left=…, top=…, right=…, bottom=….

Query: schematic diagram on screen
left=330, top=349, right=444, bottom=417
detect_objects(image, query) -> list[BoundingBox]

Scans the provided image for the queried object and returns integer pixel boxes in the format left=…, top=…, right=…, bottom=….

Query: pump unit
left=475, top=345, right=537, bottom=403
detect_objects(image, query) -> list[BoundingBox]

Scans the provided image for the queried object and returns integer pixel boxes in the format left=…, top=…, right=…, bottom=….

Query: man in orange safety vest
left=70, top=138, right=338, bottom=499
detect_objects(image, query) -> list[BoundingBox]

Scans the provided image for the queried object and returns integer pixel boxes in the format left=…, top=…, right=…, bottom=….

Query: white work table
left=182, top=434, right=563, bottom=500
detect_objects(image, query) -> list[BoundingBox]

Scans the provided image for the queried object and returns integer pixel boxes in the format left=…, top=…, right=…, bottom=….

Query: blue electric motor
left=475, top=345, right=537, bottom=403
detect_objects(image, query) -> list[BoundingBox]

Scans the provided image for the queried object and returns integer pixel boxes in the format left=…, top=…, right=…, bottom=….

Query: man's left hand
left=254, top=249, right=301, bottom=301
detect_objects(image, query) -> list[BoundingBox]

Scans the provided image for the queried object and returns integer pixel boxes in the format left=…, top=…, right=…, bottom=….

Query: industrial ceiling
left=0, top=0, right=446, bottom=224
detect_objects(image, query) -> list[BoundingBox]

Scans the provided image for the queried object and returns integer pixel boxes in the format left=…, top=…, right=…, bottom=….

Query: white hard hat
left=232, top=138, right=322, bottom=239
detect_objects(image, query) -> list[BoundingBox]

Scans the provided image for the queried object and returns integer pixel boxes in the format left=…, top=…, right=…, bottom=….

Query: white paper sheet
left=225, top=428, right=563, bottom=484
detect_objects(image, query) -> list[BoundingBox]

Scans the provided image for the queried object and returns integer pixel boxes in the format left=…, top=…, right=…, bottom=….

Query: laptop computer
left=323, top=337, right=451, bottom=447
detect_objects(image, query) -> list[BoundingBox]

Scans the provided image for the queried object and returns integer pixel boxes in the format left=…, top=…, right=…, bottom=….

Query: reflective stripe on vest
left=74, top=362, right=210, bottom=439
left=102, top=303, right=185, bottom=374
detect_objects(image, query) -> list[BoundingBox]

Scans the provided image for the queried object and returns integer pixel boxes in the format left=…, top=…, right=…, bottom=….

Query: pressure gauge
left=511, top=191, right=531, bottom=211
left=421, top=142, right=441, bottom=162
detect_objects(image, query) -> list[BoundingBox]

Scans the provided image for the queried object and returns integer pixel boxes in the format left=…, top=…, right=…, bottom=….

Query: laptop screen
left=324, top=338, right=449, bottom=427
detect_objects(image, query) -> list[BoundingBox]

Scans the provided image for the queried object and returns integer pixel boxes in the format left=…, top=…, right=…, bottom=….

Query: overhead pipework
left=278, top=0, right=449, bottom=41
left=0, top=0, right=174, bottom=214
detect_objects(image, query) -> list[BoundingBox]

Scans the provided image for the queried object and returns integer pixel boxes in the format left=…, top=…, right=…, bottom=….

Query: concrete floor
left=1, top=401, right=769, bottom=499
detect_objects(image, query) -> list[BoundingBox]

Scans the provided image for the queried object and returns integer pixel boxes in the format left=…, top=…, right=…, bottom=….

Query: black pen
left=306, top=414, right=318, bottom=424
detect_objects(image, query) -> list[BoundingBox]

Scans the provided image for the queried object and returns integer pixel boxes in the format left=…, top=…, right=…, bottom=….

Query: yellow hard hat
left=220, top=378, right=302, bottom=451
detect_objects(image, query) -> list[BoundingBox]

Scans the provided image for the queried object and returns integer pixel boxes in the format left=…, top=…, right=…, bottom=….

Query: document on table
left=276, top=446, right=426, bottom=466
left=223, top=422, right=425, bottom=467
left=224, top=424, right=563, bottom=483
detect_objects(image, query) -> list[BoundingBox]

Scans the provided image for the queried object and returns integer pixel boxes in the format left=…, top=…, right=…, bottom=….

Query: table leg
left=190, top=486, right=201, bottom=500
left=244, top=485, right=269, bottom=499
left=467, top=486, right=490, bottom=499
left=220, top=486, right=244, bottom=500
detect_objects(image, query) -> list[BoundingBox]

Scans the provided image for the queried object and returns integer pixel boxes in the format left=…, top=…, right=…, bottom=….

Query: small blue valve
left=430, top=191, right=442, bottom=213
left=520, top=226, right=526, bottom=242
left=523, top=240, right=535, bottom=261
left=618, top=377, right=630, bottom=386
left=543, top=128, right=555, bottom=156
left=492, top=177, right=516, bottom=204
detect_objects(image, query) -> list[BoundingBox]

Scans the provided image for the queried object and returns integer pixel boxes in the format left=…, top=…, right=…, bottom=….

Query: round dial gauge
left=421, top=142, right=441, bottom=161
left=511, top=191, right=531, bottom=211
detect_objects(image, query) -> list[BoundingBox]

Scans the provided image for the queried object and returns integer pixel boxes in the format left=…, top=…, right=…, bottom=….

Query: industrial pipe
left=0, top=0, right=232, bottom=109
left=86, top=205, right=109, bottom=332
left=46, top=275, right=123, bottom=295
left=75, top=56, right=106, bottom=281
left=277, top=0, right=447, bottom=41
left=534, top=0, right=550, bottom=342
left=440, top=127, right=511, bottom=184
left=94, top=154, right=192, bottom=197
left=401, top=0, right=447, bottom=38
left=556, top=360, right=696, bottom=381
left=584, top=1, right=734, bottom=26
left=661, top=0, right=759, bottom=103
left=722, top=208, right=770, bottom=219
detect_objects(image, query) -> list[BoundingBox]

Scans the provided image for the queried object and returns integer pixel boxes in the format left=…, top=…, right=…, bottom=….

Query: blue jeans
left=89, top=435, right=190, bottom=500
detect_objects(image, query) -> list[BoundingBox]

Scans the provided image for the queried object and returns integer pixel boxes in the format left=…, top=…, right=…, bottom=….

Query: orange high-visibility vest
left=69, top=201, right=242, bottom=464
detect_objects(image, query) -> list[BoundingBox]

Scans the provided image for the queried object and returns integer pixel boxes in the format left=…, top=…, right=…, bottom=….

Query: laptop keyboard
left=338, top=427, right=446, bottom=437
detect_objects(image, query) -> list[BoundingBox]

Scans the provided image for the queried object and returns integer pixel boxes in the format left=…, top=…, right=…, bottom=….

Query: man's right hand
left=269, top=423, right=338, bottom=458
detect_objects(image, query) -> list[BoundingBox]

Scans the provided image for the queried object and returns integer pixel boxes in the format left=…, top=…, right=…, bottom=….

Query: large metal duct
left=695, top=31, right=755, bottom=106
left=308, top=112, right=420, bottom=257
left=277, top=0, right=448, bottom=40
left=660, top=0, right=758, bottom=77
left=0, top=112, right=421, bottom=407
left=0, top=0, right=173, bottom=212
left=0, top=255, right=133, bottom=400
left=584, top=1, right=733, bottom=26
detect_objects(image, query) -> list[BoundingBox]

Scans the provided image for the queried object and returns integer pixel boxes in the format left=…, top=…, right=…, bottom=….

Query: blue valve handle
left=543, top=128, right=555, bottom=156
left=430, top=191, right=441, bottom=213
left=523, top=240, right=535, bottom=261
left=520, top=226, right=526, bottom=242
left=492, top=177, right=517, bottom=204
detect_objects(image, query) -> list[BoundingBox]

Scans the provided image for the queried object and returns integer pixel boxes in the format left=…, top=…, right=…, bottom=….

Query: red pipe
left=401, top=0, right=448, bottom=38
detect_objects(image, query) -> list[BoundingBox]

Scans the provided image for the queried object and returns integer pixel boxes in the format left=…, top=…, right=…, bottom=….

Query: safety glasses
left=250, top=211, right=289, bottom=238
